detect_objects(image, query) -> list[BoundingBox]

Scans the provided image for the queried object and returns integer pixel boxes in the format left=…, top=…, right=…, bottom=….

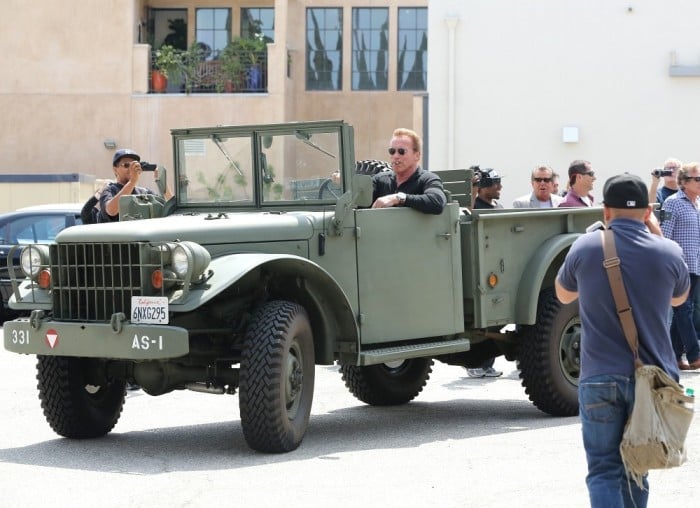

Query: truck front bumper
left=4, top=317, right=189, bottom=360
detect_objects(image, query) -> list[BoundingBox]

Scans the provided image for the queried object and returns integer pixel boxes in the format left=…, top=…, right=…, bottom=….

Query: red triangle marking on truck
left=45, top=329, right=58, bottom=349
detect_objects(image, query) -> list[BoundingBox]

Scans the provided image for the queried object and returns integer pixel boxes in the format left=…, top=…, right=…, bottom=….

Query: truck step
left=358, top=338, right=470, bottom=366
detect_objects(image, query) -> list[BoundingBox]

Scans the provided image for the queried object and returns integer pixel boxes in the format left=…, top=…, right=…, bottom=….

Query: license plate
left=131, top=296, right=169, bottom=324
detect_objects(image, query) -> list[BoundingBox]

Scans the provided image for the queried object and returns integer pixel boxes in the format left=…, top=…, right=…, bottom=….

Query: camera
left=652, top=168, right=673, bottom=178
left=140, top=162, right=157, bottom=172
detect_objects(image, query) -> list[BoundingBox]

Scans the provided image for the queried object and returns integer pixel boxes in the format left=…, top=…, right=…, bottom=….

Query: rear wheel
left=37, top=356, right=126, bottom=438
left=239, top=300, right=315, bottom=453
left=518, top=288, right=580, bottom=416
left=340, top=358, right=433, bottom=406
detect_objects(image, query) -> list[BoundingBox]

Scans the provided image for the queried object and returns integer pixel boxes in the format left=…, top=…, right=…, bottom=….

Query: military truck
left=3, top=120, right=601, bottom=453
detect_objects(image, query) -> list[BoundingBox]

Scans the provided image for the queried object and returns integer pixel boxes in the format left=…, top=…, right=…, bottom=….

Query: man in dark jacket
left=371, top=128, right=446, bottom=215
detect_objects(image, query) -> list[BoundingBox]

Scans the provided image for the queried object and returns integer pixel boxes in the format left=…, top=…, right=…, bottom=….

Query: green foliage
left=154, top=45, right=182, bottom=80
left=181, top=42, right=209, bottom=94
left=219, top=41, right=246, bottom=90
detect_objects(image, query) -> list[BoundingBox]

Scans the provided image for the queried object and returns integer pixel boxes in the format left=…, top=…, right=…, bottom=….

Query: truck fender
left=174, top=253, right=358, bottom=364
left=514, top=233, right=580, bottom=325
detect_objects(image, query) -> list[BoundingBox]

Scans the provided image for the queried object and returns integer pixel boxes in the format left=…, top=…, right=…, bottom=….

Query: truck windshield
left=176, top=128, right=343, bottom=206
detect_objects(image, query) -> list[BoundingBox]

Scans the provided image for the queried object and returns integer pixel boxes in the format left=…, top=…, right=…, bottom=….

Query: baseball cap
left=113, top=149, right=141, bottom=166
left=477, top=168, right=502, bottom=188
left=602, top=173, right=649, bottom=209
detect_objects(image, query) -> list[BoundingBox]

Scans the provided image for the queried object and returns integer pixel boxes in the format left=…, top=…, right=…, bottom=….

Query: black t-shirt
left=98, top=182, right=154, bottom=222
left=473, top=196, right=503, bottom=209
left=372, top=167, right=447, bottom=214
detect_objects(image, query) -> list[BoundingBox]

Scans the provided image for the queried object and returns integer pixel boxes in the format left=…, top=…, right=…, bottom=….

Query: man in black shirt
left=99, top=149, right=172, bottom=222
left=371, top=128, right=446, bottom=214
left=473, top=168, right=504, bottom=210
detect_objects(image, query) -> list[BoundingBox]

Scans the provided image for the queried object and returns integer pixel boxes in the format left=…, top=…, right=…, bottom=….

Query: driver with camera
left=99, top=149, right=173, bottom=223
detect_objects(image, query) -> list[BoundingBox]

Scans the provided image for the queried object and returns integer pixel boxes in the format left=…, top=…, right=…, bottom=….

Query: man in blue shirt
left=556, top=174, right=689, bottom=507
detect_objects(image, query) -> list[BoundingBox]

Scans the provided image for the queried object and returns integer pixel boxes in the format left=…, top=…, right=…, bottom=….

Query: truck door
left=354, top=202, right=463, bottom=344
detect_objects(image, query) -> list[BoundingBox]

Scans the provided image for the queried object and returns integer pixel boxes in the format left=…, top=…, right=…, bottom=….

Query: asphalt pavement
left=1, top=326, right=698, bottom=507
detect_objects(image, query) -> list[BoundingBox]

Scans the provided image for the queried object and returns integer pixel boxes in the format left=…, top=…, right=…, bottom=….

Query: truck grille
left=51, top=242, right=162, bottom=322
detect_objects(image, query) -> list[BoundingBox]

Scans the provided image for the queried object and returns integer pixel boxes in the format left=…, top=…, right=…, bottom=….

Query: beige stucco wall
left=429, top=0, right=700, bottom=206
left=0, top=179, right=97, bottom=213
left=0, top=0, right=426, bottom=194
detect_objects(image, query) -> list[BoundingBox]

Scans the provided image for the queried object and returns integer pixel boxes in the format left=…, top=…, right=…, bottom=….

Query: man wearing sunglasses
left=558, top=160, right=597, bottom=208
left=371, top=128, right=446, bottom=214
left=661, top=162, right=700, bottom=370
left=99, top=149, right=172, bottom=223
left=512, top=165, right=564, bottom=208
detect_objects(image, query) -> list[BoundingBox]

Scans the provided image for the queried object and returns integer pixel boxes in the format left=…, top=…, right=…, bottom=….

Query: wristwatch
left=397, top=192, right=407, bottom=205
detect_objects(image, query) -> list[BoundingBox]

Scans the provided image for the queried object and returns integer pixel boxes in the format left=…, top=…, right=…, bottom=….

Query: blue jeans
left=579, top=375, right=648, bottom=508
left=671, top=274, right=700, bottom=363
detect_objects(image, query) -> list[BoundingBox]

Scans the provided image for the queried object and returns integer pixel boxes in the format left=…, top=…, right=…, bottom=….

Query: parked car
left=0, top=204, right=82, bottom=324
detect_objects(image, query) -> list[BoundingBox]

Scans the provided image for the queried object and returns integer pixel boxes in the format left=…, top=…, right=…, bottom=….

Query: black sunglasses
left=581, top=171, right=595, bottom=177
left=388, top=147, right=409, bottom=156
left=685, top=176, right=700, bottom=182
left=533, top=177, right=553, bottom=183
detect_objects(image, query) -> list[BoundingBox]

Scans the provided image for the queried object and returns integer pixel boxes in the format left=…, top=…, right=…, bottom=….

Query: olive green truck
left=4, top=120, right=601, bottom=453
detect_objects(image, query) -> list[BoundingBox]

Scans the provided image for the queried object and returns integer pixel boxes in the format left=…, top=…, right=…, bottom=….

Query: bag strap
left=601, top=229, right=643, bottom=368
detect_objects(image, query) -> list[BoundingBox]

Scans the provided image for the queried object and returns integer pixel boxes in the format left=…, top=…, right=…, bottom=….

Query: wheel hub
left=285, top=351, right=303, bottom=415
left=559, top=318, right=581, bottom=384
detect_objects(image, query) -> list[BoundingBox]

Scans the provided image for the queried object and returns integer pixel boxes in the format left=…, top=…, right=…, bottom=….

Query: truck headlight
left=20, top=245, right=50, bottom=280
left=170, top=241, right=210, bottom=280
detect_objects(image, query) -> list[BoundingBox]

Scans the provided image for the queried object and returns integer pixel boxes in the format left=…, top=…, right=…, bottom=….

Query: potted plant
left=152, top=44, right=181, bottom=92
left=224, top=36, right=267, bottom=91
left=180, top=42, right=209, bottom=94
left=219, top=41, right=245, bottom=92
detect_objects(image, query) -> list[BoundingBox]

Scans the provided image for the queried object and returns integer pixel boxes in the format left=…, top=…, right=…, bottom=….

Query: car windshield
left=177, top=127, right=343, bottom=206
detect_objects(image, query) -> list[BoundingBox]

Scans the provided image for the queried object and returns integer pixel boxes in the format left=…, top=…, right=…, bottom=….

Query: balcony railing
left=150, top=49, right=268, bottom=94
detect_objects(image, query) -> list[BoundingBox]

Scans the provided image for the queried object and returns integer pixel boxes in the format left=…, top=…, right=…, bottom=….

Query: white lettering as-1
left=131, top=334, right=163, bottom=350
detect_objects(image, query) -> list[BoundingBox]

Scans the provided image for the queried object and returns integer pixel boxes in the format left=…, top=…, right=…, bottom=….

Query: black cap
left=602, top=174, right=649, bottom=209
left=477, top=168, right=502, bottom=188
left=113, top=149, right=140, bottom=166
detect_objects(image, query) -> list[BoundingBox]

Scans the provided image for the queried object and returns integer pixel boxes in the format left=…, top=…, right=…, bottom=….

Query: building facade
left=0, top=0, right=427, bottom=189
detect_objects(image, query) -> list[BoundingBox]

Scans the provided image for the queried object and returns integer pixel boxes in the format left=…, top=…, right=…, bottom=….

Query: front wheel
left=340, top=358, right=433, bottom=406
left=239, top=300, right=315, bottom=453
left=37, top=356, right=126, bottom=438
left=518, top=288, right=580, bottom=416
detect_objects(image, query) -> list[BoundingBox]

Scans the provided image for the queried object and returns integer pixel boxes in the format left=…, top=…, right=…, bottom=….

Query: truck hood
left=56, top=212, right=316, bottom=244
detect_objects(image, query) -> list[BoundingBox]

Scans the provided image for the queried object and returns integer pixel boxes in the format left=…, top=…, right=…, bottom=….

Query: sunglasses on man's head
left=388, top=147, right=409, bottom=156
left=533, top=177, right=553, bottom=183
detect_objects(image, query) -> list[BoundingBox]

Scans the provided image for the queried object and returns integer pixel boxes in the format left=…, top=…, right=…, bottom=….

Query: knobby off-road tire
left=518, top=288, right=580, bottom=416
left=355, top=159, right=392, bottom=176
left=36, top=355, right=126, bottom=438
left=239, top=300, right=315, bottom=453
left=340, top=358, right=433, bottom=406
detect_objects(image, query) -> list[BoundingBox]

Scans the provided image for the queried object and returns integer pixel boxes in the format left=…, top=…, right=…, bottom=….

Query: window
left=397, top=7, right=427, bottom=91
left=241, top=7, right=275, bottom=42
left=306, top=8, right=342, bottom=91
left=196, top=8, right=231, bottom=60
left=351, top=8, right=388, bottom=91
